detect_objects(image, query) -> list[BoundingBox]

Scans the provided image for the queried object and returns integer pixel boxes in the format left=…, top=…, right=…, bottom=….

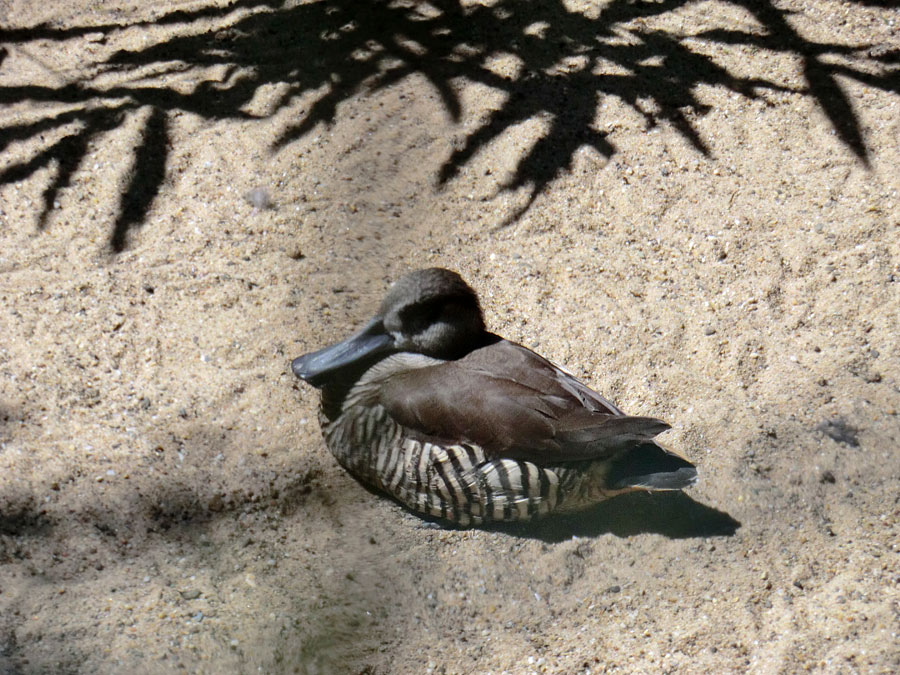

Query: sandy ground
left=1, top=1, right=899, bottom=673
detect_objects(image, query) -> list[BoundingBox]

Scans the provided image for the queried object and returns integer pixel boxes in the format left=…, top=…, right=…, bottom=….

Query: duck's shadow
left=450, top=491, right=740, bottom=543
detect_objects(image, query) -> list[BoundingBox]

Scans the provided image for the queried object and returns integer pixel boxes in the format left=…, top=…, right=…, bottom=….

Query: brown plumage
left=292, top=268, right=696, bottom=525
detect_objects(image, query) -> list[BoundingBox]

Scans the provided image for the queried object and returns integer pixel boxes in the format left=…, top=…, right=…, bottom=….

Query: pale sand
left=1, top=1, right=898, bottom=673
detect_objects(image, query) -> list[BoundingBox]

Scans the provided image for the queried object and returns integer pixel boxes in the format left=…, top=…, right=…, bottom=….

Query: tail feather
left=606, top=443, right=698, bottom=490
left=557, top=415, right=671, bottom=457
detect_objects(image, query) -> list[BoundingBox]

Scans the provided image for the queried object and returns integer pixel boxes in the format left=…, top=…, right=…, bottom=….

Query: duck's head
left=292, top=268, right=486, bottom=388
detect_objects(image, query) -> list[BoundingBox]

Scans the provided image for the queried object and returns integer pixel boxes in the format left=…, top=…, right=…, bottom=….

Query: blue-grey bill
left=292, top=318, right=392, bottom=387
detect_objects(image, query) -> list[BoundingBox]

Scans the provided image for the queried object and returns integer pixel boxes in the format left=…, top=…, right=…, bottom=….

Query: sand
left=1, top=0, right=898, bottom=673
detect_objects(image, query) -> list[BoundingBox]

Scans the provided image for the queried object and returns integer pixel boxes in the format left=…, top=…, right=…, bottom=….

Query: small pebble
left=816, top=419, right=860, bottom=447
left=208, top=494, right=224, bottom=512
left=704, top=326, right=716, bottom=336
left=245, top=187, right=272, bottom=210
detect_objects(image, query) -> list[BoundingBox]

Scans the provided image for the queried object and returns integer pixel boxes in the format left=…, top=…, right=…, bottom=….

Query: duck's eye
left=398, top=299, right=443, bottom=333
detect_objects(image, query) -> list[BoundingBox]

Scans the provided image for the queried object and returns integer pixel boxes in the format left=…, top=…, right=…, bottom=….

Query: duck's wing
left=378, top=340, right=671, bottom=464
left=464, top=338, right=626, bottom=415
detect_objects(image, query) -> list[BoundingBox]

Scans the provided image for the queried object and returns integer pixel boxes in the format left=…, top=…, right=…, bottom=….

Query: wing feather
left=378, top=339, right=670, bottom=464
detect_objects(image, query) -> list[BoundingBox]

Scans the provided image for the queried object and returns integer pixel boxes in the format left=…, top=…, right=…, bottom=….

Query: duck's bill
left=291, top=317, right=392, bottom=388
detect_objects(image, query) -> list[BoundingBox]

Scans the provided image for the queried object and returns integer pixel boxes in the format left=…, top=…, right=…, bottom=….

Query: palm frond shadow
left=0, top=452, right=401, bottom=673
left=1, top=0, right=896, bottom=249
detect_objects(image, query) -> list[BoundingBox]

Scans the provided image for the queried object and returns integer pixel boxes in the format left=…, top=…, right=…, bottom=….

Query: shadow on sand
left=494, top=490, right=740, bottom=543
left=1, top=0, right=896, bottom=249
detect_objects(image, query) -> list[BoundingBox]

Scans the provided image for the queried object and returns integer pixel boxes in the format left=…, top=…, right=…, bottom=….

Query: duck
left=291, top=268, right=696, bottom=526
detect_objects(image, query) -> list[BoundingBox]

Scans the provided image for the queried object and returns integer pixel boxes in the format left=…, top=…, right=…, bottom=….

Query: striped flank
left=323, top=405, right=596, bottom=525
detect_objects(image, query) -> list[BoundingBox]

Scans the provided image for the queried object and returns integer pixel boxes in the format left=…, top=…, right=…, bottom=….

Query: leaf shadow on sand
left=0, top=431, right=407, bottom=674
left=1, top=0, right=897, bottom=249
